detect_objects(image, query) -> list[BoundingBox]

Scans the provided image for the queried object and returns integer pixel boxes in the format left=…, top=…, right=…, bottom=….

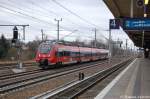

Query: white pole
left=108, top=29, right=111, bottom=64
left=130, top=0, right=134, bottom=18
left=55, top=18, right=62, bottom=43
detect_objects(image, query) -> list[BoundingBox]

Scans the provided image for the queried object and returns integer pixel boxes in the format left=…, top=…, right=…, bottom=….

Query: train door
left=56, top=48, right=61, bottom=64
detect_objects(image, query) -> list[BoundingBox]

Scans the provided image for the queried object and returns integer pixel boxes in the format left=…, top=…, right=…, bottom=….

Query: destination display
left=123, top=18, right=150, bottom=30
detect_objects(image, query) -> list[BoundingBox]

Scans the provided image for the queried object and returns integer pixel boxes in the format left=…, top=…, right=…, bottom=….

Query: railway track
left=0, top=69, right=42, bottom=80
left=0, top=62, right=36, bottom=70
left=0, top=59, right=106, bottom=80
left=31, top=58, right=133, bottom=99
left=0, top=59, right=109, bottom=94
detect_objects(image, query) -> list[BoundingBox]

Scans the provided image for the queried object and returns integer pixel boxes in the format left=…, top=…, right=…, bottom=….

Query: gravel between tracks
left=0, top=57, right=127, bottom=99
left=0, top=64, right=40, bottom=77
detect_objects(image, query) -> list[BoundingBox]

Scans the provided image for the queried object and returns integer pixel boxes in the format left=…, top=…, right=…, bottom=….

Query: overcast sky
left=0, top=0, right=134, bottom=48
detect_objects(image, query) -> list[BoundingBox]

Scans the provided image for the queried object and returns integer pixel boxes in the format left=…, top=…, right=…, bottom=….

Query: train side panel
left=35, top=42, right=109, bottom=69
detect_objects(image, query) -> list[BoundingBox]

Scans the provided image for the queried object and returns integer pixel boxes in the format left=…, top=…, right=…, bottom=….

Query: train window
left=72, top=52, right=79, bottom=57
left=75, top=52, right=79, bottom=57
left=55, top=51, right=64, bottom=57
left=58, top=52, right=63, bottom=57
left=65, top=51, right=68, bottom=56
left=68, top=51, right=70, bottom=56
left=85, top=52, right=87, bottom=57
left=80, top=52, right=84, bottom=57
left=87, top=52, right=91, bottom=57
left=64, top=51, right=70, bottom=56
left=71, top=52, right=76, bottom=57
left=64, top=51, right=67, bottom=56
left=93, top=53, right=96, bottom=56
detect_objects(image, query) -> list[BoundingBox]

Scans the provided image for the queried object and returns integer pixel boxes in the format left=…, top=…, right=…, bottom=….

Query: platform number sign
left=109, top=19, right=120, bottom=29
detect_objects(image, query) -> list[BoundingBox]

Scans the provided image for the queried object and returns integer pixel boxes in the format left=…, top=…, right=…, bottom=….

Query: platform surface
left=95, top=58, right=150, bottom=99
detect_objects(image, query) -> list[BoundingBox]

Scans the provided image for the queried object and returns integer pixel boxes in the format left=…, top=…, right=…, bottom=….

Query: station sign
left=109, top=19, right=120, bottom=29
left=123, top=18, right=150, bottom=30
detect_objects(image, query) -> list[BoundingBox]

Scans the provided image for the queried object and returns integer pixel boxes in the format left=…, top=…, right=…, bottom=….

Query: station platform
left=95, top=58, right=150, bottom=99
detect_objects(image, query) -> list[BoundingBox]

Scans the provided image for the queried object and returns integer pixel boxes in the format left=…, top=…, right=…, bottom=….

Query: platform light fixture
left=145, top=0, right=149, bottom=5
left=144, top=13, right=147, bottom=17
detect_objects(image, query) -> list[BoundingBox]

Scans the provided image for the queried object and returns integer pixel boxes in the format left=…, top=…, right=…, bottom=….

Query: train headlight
left=39, top=54, right=41, bottom=57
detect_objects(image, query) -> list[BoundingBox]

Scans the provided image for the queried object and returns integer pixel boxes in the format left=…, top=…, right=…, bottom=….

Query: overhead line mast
left=55, top=18, right=62, bottom=43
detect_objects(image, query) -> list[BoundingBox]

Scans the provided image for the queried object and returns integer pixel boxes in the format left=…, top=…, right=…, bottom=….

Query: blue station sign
left=123, top=18, right=150, bottom=30
left=109, top=19, right=120, bottom=29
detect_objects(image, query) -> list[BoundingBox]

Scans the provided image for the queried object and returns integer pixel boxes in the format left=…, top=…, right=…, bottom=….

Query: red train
left=35, top=41, right=109, bottom=69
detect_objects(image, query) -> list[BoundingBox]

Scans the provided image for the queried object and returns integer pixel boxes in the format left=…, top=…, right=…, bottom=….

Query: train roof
left=40, top=40, right=109, bottom=52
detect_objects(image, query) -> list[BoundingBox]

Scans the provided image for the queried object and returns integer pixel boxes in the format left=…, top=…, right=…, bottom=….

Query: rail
left=0, top=60, right=108, bottom=94
left=31, top=58, right=133, bottom=99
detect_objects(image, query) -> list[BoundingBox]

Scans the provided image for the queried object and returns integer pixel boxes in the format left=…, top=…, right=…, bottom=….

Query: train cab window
left=38, top=44, right=51, bottom=54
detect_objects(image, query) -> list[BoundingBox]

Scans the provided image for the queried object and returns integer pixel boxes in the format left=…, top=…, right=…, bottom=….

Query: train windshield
left=38, top=44, right=51, bottom=54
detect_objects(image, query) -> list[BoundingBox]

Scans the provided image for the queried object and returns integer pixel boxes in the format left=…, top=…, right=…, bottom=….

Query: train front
left=35, top=42, right=53, bottom=69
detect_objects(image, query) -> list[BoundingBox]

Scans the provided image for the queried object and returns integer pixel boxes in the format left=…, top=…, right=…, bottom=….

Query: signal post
left=0, top=24, right=29, bottom=72
left=109, top=19, right=120, bottom=65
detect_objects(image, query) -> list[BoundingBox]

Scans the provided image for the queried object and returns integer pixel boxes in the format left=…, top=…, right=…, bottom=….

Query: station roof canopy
left=103, top=0, right=150, bottom=48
